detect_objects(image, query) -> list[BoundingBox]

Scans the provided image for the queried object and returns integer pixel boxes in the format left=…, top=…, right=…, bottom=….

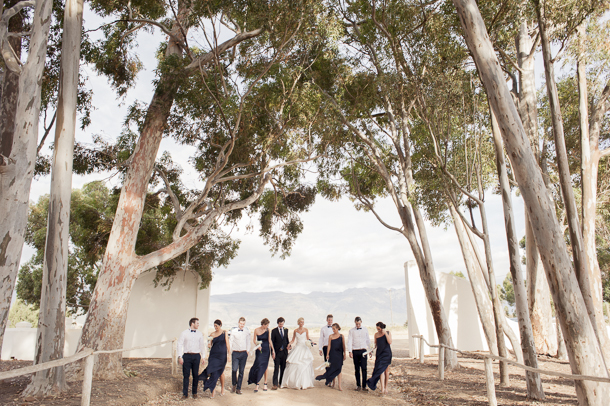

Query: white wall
left=405, top=260, right=490, bottom=356
left=2, top=269, right=210, bottom=360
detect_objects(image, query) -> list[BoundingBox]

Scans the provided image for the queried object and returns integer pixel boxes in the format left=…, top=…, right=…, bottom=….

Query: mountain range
left=209, top=287, right=407, bottom=329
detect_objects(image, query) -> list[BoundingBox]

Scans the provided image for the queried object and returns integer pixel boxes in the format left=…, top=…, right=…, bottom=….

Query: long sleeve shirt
left=230, top=327, right=251, bottom=352
left=319, top=324, right=334, bottom=348
left=177, top=328, right=205, bottom=358
left=347, top=327, right=371, bottom=352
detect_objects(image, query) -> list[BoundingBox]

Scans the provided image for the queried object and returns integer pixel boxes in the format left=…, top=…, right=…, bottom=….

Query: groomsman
left=347, top=316, right=371, bottom=391
left=271, top=317, right=290, bottom=390
left=318, top=314, right=334, bottom=361
left=177, top=317, right=206, bottom=399
left=229, top=317, right=251, bottom=395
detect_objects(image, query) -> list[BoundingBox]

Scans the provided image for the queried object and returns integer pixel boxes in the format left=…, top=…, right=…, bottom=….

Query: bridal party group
left=176, top=314, right=393, bottom=400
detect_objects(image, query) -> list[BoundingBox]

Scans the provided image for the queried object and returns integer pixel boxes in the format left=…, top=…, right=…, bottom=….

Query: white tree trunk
left=450, top=204, right=498, bottom=354
left=0, top=0, right=54, bottom=354
left=22, top=0, right=84, bottom=395
left=577, top=23, right=610, bottom=363
left=452, top=0, right=610, bottom=403
left=525, top=212, right=557, bottom=355
left=490, top=108, right=544, bottom=399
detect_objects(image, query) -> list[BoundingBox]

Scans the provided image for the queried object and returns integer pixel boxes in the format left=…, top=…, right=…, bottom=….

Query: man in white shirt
left=177, top=317, right=206, bottom=399
left=347, top=316, right=371, bottom=391
left=318, top=314, right=334, bottom=361
left=229, top=316, right=251, bottom=394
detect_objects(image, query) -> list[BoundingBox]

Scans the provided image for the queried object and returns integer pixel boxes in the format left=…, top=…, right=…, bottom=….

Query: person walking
left=347, top=316, right=370, bottom=391
left=271, top=317, right=290, bottom=389
left=229, top=317, right=250, bottom=395
left=315, top=323, right=346, bottom=391
left=248, top=318, right=274, bottom=392
left=366, top=322, right=393, bottom=395
left=318, top=314, right=334, bottom=361
left=177, top=317, right=205, bottom=400
left=199, top=319, right=230, bottom=398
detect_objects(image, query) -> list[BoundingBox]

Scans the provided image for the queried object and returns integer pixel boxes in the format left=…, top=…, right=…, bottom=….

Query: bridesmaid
left=366, top=322, right=392, bottom=394
left=199, top=319, right=230, bottom=398
left=247, top=318, right=275, bottom=392
left=315, top=323, right=346, bottom=390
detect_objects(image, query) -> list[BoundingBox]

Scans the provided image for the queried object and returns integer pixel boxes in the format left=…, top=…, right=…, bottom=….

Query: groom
left=271, top=317, right=290, bottom=390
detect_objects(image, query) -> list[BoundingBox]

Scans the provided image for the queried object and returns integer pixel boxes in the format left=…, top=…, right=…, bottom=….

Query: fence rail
left=412, top=334, right=610, bottom=406
left=0, top=338, right=178, bottom=406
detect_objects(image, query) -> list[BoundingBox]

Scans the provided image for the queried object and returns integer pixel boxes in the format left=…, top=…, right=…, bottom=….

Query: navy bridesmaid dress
left=247, top=330, right=270, bottom=385
left=315, top=335, right=344, bottom=385
left=199, top=332, right=227, bottom=393
left=366, top=333, right=392, bottom=390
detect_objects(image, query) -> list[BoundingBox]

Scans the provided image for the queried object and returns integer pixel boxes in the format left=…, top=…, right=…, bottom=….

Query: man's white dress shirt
left=177, top=328, right=205, bottom=358
left=319, top=324, right=334, bottom=348
left=347, top=326, right=371, bottom=352
left=230, top=326, right=251, bottom=352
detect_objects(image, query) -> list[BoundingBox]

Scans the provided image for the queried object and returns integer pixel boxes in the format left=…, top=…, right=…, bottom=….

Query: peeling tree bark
left=525, top=212, right=557, bottom=355
left=22, top=0, right=84, bottom=395
left=75, top=18, right=267, bottom=378
left=0, top=0, right=54, bottom=355
left=452, top=0, right=610, bottom=403
left=490, top=108, right=544, bottom=399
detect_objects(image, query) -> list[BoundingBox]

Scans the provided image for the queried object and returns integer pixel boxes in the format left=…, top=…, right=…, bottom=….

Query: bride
left=281, top=317, right=315, bottom=389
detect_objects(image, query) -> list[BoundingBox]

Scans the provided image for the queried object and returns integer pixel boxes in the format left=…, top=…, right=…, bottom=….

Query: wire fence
left=412, top=334, right=610, bottom=406
left=0, top=338, right=179, bottom=406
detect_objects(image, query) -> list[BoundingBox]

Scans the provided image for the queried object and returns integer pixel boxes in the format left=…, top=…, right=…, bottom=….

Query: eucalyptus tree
left=21, top=0, right=85, bottom=395
left=0, top=0, right=54, bottom=355
left=452, top=0, right=610, bottom=403
left=533, top=0, right=610, bottom=362
left=314, top=0, right=470, bottom=369
left=72, top=0, right=329, bottom=378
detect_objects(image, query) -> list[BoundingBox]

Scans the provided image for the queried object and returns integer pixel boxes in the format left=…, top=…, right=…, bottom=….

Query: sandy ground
left=142, top=335, right=410, bottom=406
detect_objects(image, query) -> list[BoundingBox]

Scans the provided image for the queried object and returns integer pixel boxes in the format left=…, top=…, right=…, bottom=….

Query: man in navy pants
left=229, top=317, right=251, bottom=394
left=177, top=318, right=205, bottom=399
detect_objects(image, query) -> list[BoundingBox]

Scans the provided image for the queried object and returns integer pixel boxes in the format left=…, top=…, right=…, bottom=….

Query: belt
left=184, top=352, right=199, bottom=355
left=233, top=350, right=247, bottom=353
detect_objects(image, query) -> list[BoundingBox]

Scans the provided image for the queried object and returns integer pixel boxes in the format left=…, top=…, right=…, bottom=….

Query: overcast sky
left=23, top=7, right=528, bottom=296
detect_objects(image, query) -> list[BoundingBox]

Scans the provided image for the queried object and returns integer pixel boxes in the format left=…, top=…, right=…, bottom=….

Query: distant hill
left=209, top=287, right=407, bottom=329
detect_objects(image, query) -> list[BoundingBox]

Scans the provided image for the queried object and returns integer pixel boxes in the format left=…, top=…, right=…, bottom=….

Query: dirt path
left=143, top=345, right=407, bottom=406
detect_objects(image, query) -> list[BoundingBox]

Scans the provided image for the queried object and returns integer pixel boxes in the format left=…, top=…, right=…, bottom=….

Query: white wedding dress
left=281, top=331, right=315, bottom=389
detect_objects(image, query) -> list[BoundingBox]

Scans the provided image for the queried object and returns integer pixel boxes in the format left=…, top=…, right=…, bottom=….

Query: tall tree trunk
left=0, top=0, right=54, bottom=355
left=449, top=204, right=498, bottom=354
left=578, top=23, right=610, bottom=362
left=22, top=0, right=84, bottom=395
left=490, top=108, right=544, bottom=399
left=75, top=21, right=267, bottom=378
left=516, top=22, right=557, bottom=356
left=464, top=222, right=524, bottom=363
left=452, top=0, right=610, bottom=403
left=76, top=69, right=182, bottom=378
left=411, top=204, right=458, bottom=369
left=526, top=212, right=557, bottom=355
left=535, top=1, right=610, bottom=363
left=0, top=0, right=22, bottom=355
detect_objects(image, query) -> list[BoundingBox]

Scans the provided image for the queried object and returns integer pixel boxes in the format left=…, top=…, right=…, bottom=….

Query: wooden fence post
left=81, top=353, right=95, bottom=406
left=419, top=336, right=425, bottom=364
left=438, top=346, right=445, bottom=380
left=483, top=356, right=497, bottom=406
left=171, top=338, right=178, bottom=376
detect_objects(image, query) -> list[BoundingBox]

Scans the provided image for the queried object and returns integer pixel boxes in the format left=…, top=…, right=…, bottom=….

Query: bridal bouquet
left=250, top=340, right=262, bottom=354
left=207, top=336, right=213, bottom=350
left=306, top=339, right=315, bottom=347
left=315, top=361, right=330, bottom=371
